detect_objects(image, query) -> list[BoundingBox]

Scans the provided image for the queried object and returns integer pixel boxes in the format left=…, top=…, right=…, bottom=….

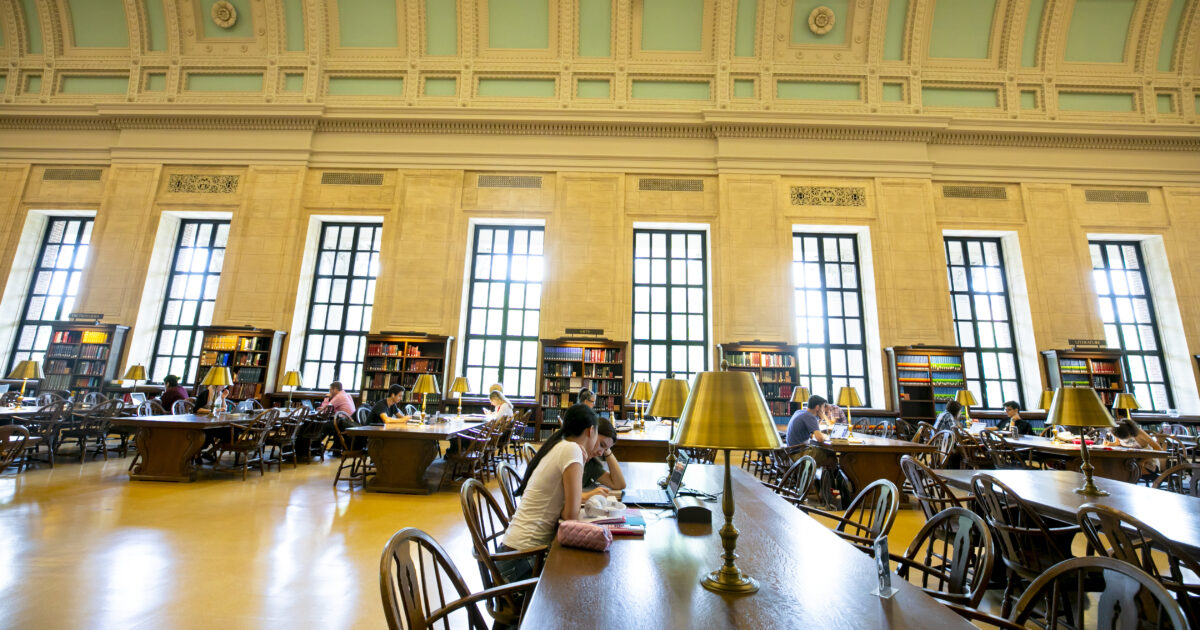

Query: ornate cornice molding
left=1, top=104, right=1199, bottom=151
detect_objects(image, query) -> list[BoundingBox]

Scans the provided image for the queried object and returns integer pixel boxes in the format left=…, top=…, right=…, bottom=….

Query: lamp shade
left=489, top=383, right=504, bottom=394
left=1038, top=390, right=1055, bottom=411
left=1112, top=393, right=1139, bottom=412
left=629, top=380, right=653, bottom=403
left=449, top=376, right=471, bottom=396
left=955, top=389, right=979, bottom=407
left=7, top=360, right=43, bottom=380
left=647, top=377, right=690, bottom=419
left=281, top=370, right=302, bottom=388
left=122, top=364, right=147, bottom=381
left=412, top=373, right=441, bottom=396
left=790, top=386, right=811, bottom=404
left=837, top=386, right=862, bottom=408
left=1045, top=387, right=1116, bottom=429
left=673, top=371, right=783, bottom=451
left=200, top=367, right=233, bottom=387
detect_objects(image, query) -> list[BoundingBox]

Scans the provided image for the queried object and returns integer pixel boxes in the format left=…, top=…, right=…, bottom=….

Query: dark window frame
left=944, top=236, right=1025, bottom=410
left=8, top=216, right=94, bottom=373
left=791, top=232, right=871, bottom=405
left=631, top=228, right=711, bottom=386
left=461, top=224, right=546, bottom=398
left=148, top=219, right=230, bottom=384
left=1089, top=239, right=1174, bottom=410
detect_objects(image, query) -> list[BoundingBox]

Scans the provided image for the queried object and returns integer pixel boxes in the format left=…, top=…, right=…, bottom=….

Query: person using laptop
left=364, top=384, right=409, bottom=425
left=158, top=375, right=189, bottom=412
left=786, top=395, right=829, bottom=446
left=501, top=404, right=605, bottom=582
left=988, top=400, right=1033, bottom=436
left=582, top=417, right=626, bottom=491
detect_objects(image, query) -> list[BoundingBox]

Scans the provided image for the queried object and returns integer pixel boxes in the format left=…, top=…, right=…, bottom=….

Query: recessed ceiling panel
left=338, top=0, right=399, bottom=47
left=1064, top=0, right=1136, bottom=63
left=20, top=0, right=43, bottom=54
left=425, top=0, right=458, bottom=55
left=579, top=0, right=612, bottom=56
left=489, top=0, right=549, bottom=49
left=928, top=0, right=996, bottom=59
left=67, top=0, right=129, bottom=48
left=641, top=0, right=704, bottom=51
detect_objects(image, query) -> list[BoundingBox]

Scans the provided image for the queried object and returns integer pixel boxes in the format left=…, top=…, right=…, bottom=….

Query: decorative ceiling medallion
left=211, top=1, right=238, bottom=29
left=808, top=7, right=835, bottom=35
left=791, top=186, right=865, bottom=207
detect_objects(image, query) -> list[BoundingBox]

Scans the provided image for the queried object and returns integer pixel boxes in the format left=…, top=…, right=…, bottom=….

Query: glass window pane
left=633, top=229, right=709, bottom=385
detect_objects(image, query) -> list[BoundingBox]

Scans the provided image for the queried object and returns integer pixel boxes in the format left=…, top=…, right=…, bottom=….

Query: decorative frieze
left=167, top=174, right=240, bottom=194
left=790, top=186, right=866, bottom=207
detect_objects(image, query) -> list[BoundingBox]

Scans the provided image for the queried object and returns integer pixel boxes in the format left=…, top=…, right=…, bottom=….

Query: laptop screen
left=129, top=392, right=146, bottom=404
left=665, top=450, right=690, bottom=499
left=829, top=425, right=850, bottom=439
left=301, top=399, right=314, bottom=410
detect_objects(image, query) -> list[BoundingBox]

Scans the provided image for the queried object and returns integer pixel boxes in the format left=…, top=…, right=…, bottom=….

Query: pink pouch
left=557, top=520, right=613, bottom=552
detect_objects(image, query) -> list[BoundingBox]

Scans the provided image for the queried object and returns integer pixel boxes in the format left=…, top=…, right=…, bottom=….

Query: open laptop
left=301, top=399, right=315, bottom=410
left=828, top=424, right=850, bottom=440
left=621, top=450, right=690, bottom=507
left=129, top=392, right=146, bottom=404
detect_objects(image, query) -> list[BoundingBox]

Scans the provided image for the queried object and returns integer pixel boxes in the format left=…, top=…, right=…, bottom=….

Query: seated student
left=487, top=389, right=514, bottom=421
left=582, top=418, right=626, bottom=490
left=934, top=400, right=962, bottom=432
left=786, top=396, right=829, bottom=446
left=1103, top=418, right=1165, bottom=478
left=319, top=381, right=355, bottom=415
left=158, top=375, right=190, bottom=411
left=578, top=388, right=596, bottom=408
left=501, top=404, right=607, bottom=582
left=194, top=383, right=230, bottom=415
left=365, top=384, right=409, bottom=425
left=990, top=400, right=1034, bottom=436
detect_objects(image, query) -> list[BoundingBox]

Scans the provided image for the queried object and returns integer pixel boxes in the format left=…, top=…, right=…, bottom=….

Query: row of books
left=50, top=330, right=110, bottom=345
left=227, top=383, right=260, bottom=400
left=584, top=348, right=622, bottom=363
left=367, top=358, right=404, bottom=371
left=41, top=374, right=73, bottom=391
left=75, top=360, right=106, bottom=376
left=79, top=344, right=109, bottom=359
left=544, top=347, right=585, bottom=361
left=235, top=367, right=264, bottom=383
left=591, top=380, right=623, bottom=396
left=366, top=342, right=439, bottom=358
left=47, top=345, right=80, bottom=359
left=760, top=383, right=794, bottom=400
left=760, top=371, right=793, bottom=384
left=203, top=336, right=264, bottom=352
left=365, top=373, right=402, bottom=389
left=895, top=355, right=931, bottom=366
left=407, top=359, right=438, bottom=373
left=583, top=365, right=620, bottom=379
left=725, top=352, right=796, bottom=368
left=1090, top=361, right=1119, bottom=375
left=1059, top=358, right=1088, bottom=372
left=768, top=401, right=791, bottom=416
left=45, top=360, right=73, bottom=375
left=544, top=364, right=578, bottom=377
left=1092, top=375, right=1119, bottom=389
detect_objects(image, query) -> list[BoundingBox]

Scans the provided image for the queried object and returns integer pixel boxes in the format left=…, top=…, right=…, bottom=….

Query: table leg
left=129, top=426, right=208, bottom=482
left=364, top=437, right=440, bottom=494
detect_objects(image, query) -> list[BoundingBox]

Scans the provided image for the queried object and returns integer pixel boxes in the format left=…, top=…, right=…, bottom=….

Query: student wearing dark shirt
left=786, top=395, right=829, bottom=446
left=992, top=400, right=1034, bottom=436
left=158, top=375, right=190, bottom=412
left=366, top=384, right=408, bottom=425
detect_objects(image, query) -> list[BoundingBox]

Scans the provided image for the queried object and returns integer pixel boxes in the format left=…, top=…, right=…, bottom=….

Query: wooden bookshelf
left=717, top=341, right=800, bottom=419
left=539, top=338, right=627, bottom=436
left=42, top=322, right=129, bottom=397
left=195, top=327, right=286, bottom=402
left=1042, top=348, right=1127, bottom=407
left=360, top=333, right=453, bottom=406
left=886, top=346, right=968, bottom=422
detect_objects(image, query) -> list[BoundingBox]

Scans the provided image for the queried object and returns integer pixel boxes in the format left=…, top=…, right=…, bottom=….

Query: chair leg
left=1000, top=569, right=1017, bottom=618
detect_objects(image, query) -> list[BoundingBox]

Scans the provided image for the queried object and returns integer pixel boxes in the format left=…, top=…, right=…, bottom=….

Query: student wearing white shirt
left=499, top=404, right=606, bottom=582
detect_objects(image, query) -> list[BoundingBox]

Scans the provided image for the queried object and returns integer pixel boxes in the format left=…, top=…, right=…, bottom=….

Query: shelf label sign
left=1068, top=339, right=1106, bottom=348
left=68, top=312, right=104, bottom=321
left=565, top=328, right=604, bottom=336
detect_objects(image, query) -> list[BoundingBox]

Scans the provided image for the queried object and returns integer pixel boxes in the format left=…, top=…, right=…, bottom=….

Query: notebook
left=620, top=450, right=690, bottom=507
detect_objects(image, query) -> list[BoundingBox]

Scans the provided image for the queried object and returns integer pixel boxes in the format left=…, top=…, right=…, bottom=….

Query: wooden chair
left=900, top=455, right=975, bottom=521
left=0, top=425, right=30, bottom=473
left=798, top=479, right=900, bottom=553
left=506, top=410, right=529, bottom=460
left=24, top=401, right=73, bottom=468
left=80, top=392, right=106, bottom=405
left=330, top=411, right=371, bottom=489
left=976, top=430, right=1031, bottom=469
left=56, top=398, right=123, bottom=462
left=954, top=430, right=991, bottom=470
left=518, top=443, right=538, bottom=467
left=893, top=418, right=917, bottom=442
left=212, top=408, right=277, bottom=480
left=1153, top=462, right=1200, bottom=497
left=379, top=527, right=537, bottom=630
left=890, top=507, right=994, bottom=608
left=354, top=406, right=371, bottom=425
left=459, top=479, right=546, bottom=628
left=1011, top=556, right=1190, bottom=630
left=913, top=421, right=937, bottom=444
left=263, top=415, right=304, bottom=470
left=0, top=391, right=20, bottom=407
left=36, top=392, right=67, bottom=406
left=971, top=473, right=1078, bottom=617
left=171, top=398, right=194, bottom=415
left=1078, top=503, right=1200, bottom=625
left=439, top=426, right=490, bottom=489
left=681, top=448, right=717, bottom=464
left=136, top=400, right=167, bottom=416
left=929, top=429, right=958, bottom=468
left=763, top=455, right=817, bottom=506
left=497, top=463, right=522, bottom=518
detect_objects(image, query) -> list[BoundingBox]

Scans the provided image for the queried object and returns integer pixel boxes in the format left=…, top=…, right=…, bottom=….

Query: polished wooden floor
left=0, top=453, right=933, bottom=630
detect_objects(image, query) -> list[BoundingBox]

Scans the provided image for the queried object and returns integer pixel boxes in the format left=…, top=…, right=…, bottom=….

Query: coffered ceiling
left=0, top=0, right=1196, bottom=124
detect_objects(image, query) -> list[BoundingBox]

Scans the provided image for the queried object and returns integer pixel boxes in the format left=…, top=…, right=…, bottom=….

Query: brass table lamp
left=1038, top=390, right=1055, bottom=411
left=674, top=368, right=782, bottom=595
left=1112, top=392, right=1139, bottom=422
left=281, top=370, right=302, bottom=407
left=7, top=360, right=43, bottom=405
left=123, top=364, right=146, bottom=389
left=1045, top=387, right=1117, bottom=496
left=790, top=386, right=810, bottom=408
left=412, top=373, right=440, bottom=416
left=449, top=376, right=472, bottom=416
left=647, top=374, right=690, bottom=480
left=628, top=380, right=653, bottom=428
left=837, top=386, right=862, bottom=438
left=955, top=389, right=978, bottom=427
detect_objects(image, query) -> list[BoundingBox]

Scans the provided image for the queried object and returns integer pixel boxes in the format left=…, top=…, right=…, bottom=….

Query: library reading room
left=2, top=1, right=1200, bottom=629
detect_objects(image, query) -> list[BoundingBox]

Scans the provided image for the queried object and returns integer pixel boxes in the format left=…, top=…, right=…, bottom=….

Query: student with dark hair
left=158, top=375, right=189, bottom=411
left=991, top=400, right=1033, bottom=436
left=934, top=400, right=962, bottom=432
left=581, top=417, right=626, bottom=490
left=578, top=388, right=596, bottom=407
left=320, top=381, right=354, bottom=415
left=365, top=384, right=408, bottom=425
left=786, top=395, right=829, bottom=446
left=501, top=404, right=606, bottom=582
left=1103, top=417, right=1165, bottom=477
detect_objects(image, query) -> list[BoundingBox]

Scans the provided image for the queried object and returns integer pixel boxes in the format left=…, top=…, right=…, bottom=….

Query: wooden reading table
left=610, top=421, right=674, bottom=463
left=809, top=435, right=938, bottom=494
left=522, top=462, right=973, bottom=629
left=110, top=414, right=234, bottom=482
left=344, top=417, right=483, bottom=494
left=1000, top=435, right=1164, bottom=483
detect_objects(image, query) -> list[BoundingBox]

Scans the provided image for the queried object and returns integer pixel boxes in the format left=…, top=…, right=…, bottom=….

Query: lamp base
left=701, top=569, right=759, bottom=594
left=1074, top=485, right=1109, bottom=497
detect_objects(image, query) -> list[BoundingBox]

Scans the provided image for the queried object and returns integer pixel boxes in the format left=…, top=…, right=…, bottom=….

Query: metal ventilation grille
left=942, top=185, right=1007, bottom=200
left=43, top=168, right=102, bottom=182
left=477, top=175, right=543, bottom=189
left=1084, top=189, right=1150, bottom=204
left=321, top=172, right=384, bottom=186
left=639, top=178, right=704, bottom=192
